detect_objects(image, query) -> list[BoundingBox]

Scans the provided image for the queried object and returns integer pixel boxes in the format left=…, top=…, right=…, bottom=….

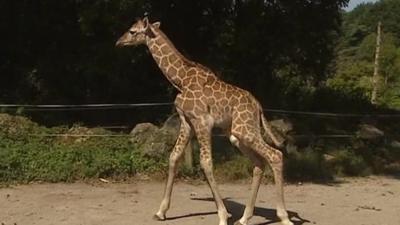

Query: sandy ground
left=0, top=176, right=399, bottom=225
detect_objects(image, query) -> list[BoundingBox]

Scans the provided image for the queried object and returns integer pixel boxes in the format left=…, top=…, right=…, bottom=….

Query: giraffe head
left=116, top=17, right=160, bottom=47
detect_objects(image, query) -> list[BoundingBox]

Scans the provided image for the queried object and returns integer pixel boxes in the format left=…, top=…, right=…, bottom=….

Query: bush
left=214, top=155, right=253, bottom=181
left=1, top=113, right=398, bottom=183
left=0, top=134, right=166, bottom=183
left=284, top=149, right=333, bottom=181
left=330, top=149, right=371, bottom=176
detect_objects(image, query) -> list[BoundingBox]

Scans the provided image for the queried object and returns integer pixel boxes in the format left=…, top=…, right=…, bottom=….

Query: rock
left=357, top=124, right=384, bottom=140
left=261, top=119, right=293, bottom=149
left=160, top=114, right=180, bottom=137
left=323, top=154, right=336, bottom=162
left=56, top=125, right=110, bottom=144
left=285, top=142, right=298, bottom=154
left=130, top=122, right=177, bottom=158
left=390, top=140, right=400, bottom=149
left=0, top=113, right=40, bottom=136
left=270, top=119, right=293, bottom=135
left=59, top=126, right=94, bottom=144
left=129, top=123, right=159, bottom=146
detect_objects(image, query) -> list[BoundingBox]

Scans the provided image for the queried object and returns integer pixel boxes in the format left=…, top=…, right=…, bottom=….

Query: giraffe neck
left=146, top=27, right=209, bottom=91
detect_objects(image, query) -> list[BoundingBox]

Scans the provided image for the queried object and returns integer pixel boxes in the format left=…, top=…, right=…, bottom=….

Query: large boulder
left=357, top=124, right=384, bottom=140
left=53, top=124, right=112, bottom=144
left=130, top=118, right=179, bottom=158
left=270, top=119, right=293, bottom=136
left=0, top=113, right=42, bottom=137
left=58, top=125, right=95, bottom=144
left=390, top=140, right=400, bottom=149
left=129, top=122, right=160, bottom=145
left=262, top=119, right=293, bottom=148
left=161, top=114, right=180, bottom=137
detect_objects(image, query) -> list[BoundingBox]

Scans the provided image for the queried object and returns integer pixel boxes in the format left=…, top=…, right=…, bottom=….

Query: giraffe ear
left=144, top=19, right=156, bottom=38
left=142, top=17, right=149, bottom=28
left=152, top=22, right=161, bottom=28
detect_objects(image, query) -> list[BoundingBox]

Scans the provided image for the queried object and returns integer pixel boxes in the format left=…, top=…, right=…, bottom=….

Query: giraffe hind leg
left=230, top=135, right=265, bottom=225
left=231, top=129, right=293, bottom=225
left=251, top=137, right=293, bottom=225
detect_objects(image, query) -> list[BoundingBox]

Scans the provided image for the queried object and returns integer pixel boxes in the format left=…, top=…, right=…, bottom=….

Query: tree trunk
left=371, top=21, right=382, bottom=104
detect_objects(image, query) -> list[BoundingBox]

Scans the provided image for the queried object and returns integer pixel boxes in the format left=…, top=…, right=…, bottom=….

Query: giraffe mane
left=151, top=26, right=213, bottom=73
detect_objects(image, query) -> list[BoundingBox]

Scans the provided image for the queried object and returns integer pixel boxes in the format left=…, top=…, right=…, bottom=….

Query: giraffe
left=116, top=17, right=293, bottom=225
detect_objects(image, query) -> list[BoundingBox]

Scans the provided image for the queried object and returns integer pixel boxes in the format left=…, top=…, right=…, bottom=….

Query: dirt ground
left=0, top=176, right=399, bottom=225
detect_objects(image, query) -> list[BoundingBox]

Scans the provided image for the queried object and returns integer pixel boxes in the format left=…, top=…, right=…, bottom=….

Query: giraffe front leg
left=154, top=112, right=192, bottom=221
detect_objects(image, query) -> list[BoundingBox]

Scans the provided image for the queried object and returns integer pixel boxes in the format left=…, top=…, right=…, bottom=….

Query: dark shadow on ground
left=385, top=169, right=400, bottom=180
left=166, top=211, right=218, bottom=221
left=190, top=197, right=310, bottom=225
left=306, top=178, right=347, bottom=187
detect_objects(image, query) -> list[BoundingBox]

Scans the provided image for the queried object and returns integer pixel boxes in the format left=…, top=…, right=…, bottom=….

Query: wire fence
left=28, top=134, right=132, bottom=137
left=25, top=133, right=359, bottom=139
left=1, top=102, right=399, bottom=139
left=1, top=103, right=400, bottom=117
left=0, top=103, right=174, bottom=111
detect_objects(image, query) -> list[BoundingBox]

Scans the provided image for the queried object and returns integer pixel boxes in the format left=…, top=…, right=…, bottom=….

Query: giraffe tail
left=260, top=111, right=285, bottom=148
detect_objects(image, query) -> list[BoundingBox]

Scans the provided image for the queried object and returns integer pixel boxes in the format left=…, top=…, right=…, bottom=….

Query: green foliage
left=285, top=149, right=332, bottom=181
left=330, top=0, right=400, bottom=109
left=1, top=113, right=399, bottom=183
left=330, top=149, right=371, bottom=176
left=0, top=133, right=165, bottom=183
left=328, top=61, right=374, bottom=97
left=0, top=113, right=48, bottom=140
left=0, top=0, right=348, bottom=125
left=214, top=155, right=254, bottom=181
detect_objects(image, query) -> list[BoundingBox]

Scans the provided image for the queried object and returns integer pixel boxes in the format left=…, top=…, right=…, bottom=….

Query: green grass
left=1, top=132, right=396, bottom=183
left=0, top=135, right=166, bottom=183
left=1, top=113, right=399, bottom=183
left=330, top=149, right=371, bottom=176
left=285, top=149, right=333, bottom=181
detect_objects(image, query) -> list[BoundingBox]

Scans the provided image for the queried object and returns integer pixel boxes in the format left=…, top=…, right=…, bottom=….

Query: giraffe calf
left=116, top=17, right=293, bottom=225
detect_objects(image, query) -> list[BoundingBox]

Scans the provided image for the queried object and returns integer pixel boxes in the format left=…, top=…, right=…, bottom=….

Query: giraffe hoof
left=233, top=220, right=244, bottom=225
left=281, top=219, right=294, bottom=225
left=152, top=214, right=166, bottom=221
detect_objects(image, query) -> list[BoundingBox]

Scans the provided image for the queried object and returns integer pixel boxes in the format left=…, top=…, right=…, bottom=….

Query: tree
left=0, top=0, right=349, bottom=124
left=329, top=0, right=400, bottom=109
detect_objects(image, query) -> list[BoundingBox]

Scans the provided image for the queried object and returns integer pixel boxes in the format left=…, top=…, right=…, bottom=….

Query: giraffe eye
left=129, top=30, right=136, bottom=35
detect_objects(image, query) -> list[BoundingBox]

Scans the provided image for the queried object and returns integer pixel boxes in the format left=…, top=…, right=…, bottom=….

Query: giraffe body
left=116, top=17, right=293, bottom=225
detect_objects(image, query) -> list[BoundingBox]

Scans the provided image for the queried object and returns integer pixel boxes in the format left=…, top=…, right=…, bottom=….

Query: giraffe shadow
left=387, top=171, right=400, bottom=180
left=165, top=211, right=218, bottom=220
left=227, top=199, right=310, bottom=225
left=189, top=197, right=310, bottom=225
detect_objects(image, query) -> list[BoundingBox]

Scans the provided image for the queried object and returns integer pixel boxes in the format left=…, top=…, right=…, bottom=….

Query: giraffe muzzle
left=115, top=40, right=125, bottom=47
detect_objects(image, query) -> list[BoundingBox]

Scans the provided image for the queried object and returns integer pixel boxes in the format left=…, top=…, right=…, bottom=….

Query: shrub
left=284, top=149, right=333, bottom=181
left=330, top=149, right=371, bottom=176
left=0, top=134, right=166, bottom=183
left=214, top=155, right=253, bottom=181
left=0, top=113, right=398, bottom=183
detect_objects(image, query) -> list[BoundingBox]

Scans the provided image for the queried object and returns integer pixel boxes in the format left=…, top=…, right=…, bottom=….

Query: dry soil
left=1, top=176, right=399, bottom=225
